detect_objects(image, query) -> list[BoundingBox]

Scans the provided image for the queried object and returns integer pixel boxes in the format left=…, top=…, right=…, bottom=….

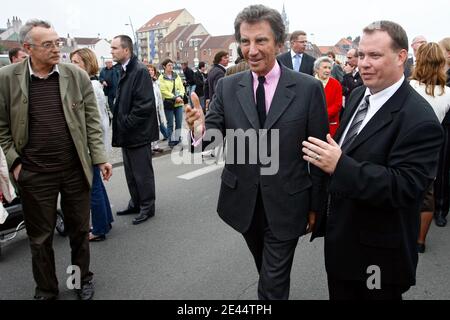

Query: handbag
left=163, top=97, right=176, bottom=110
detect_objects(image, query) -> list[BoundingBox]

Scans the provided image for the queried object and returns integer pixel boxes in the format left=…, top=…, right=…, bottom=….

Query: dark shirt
left=99, top=66, right=120, bottom=97
left=194, top=70, right=207, bottom=97
left=22, top=72, right=78, bottom=172
left=183, top=67, right=196, bottom=86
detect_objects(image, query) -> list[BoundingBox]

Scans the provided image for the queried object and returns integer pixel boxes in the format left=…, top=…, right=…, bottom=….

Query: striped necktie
left=341, top=95, right=370, bottom=152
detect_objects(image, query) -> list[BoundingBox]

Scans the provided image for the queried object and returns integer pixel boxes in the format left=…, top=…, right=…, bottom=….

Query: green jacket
left=158, top=73, right=185, bottom=107
left=0, top=58, right=108, bottom=187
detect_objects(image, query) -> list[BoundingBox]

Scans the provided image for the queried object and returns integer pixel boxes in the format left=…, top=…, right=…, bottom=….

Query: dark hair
left=235, top=46, right=244, bottom=64
left=198, top=61, right=206, bottom=69
left=290, top=30, right=307, bottom=42
left=363, top=20, right=408, bottom=52
left=8, top=47, right=23, bottom=62
left=114, top=35, right=134, bottom=56
left=214, top=51, right=228, bottom=65
left=234, top=4, right=286, bottom=46
left=161, top=58, right=174, bottom=69
left=327, top=51, right=336, bottom=59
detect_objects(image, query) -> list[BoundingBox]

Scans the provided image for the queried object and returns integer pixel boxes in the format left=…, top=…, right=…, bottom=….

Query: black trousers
left=122, top=145, right=156, bottom=216
left=243, top=191, right=299, bottom=300
left=327, top=276, right=407, bottom=300
left=434, top=124, right=450, bottom=218
left=18, top=166, right=92, bottom=298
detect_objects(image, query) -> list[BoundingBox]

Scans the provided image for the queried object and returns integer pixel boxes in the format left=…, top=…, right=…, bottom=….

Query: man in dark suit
left=277, top=30, right=316, bottom=76
left=111, top=35, right=159, bottom=225
left=342, top=48, right=364, bottom=103
left=205, top=51, right=229, bottom=109
left=185, top=5, right=329, bottom=300
left=303, top=21, right=443, bottom=300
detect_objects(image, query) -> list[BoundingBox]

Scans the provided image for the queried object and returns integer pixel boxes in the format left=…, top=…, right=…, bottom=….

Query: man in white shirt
left=277, top=30, right=315, bottom=75
left=302, top=21, right=443, bottom=300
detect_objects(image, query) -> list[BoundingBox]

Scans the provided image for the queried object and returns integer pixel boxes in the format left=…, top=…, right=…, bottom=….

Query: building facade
left=137, top=9, right=195, bottom=64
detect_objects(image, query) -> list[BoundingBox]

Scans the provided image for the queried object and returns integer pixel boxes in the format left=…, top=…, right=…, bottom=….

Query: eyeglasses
left=292, top=40, right=307, bottom=44
left=29, top=41, right=62, bottom=50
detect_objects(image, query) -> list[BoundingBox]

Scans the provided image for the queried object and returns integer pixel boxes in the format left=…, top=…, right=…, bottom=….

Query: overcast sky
left=2, top=0, right=449, bottom=50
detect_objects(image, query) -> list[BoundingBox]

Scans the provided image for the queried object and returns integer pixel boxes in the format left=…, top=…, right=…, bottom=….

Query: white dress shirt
left=339, top=76, right=405, bottom=146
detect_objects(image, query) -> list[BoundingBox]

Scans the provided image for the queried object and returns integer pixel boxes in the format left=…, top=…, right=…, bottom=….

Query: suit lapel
left=264, top=66, right=296, bottom=130
left=15, top=59, right=29, bottom=99
left=58, top=65, right=70, bottom=102
left=343, top=81, right=408, bottom=154
left=237, top=71, right=260, bottom=130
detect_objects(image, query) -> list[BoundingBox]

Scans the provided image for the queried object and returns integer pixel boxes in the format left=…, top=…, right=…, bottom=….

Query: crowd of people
left=0, top=3, right=449, bottom=301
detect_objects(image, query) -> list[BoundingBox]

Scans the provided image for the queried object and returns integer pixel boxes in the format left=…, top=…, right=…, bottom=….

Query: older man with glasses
left=342, top=48, right=364, bottom=111
left=0, top=19, right=112, bottom=300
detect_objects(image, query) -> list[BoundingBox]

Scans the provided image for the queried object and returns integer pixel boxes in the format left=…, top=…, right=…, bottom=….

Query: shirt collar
left=291, top=50, right=303, bottom=59
left=28, top=59, right=59, bottom=79
left=122, top=58, right=131, bottom=71
left=363, top=75, right=405, bottom=109
left=251, top=60, right=281, bottom=84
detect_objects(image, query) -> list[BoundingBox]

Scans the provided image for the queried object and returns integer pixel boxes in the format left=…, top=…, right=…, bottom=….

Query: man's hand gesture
left=185, top=92, right=205, bottom=139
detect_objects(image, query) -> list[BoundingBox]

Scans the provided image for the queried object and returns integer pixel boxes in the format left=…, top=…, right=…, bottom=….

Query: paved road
left=1, top=149, right=449, bottom=300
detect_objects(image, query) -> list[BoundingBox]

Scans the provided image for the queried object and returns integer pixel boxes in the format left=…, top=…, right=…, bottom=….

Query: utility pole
left=125, top=16, right=139, bottom=59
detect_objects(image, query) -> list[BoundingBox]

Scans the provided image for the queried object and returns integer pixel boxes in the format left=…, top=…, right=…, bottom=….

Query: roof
left=74, top=37, right=101, bottom=45
left=318, top=46, right=347, bottom=55
left=162, top=24, right=206, bottom=43
left=335, top=38, right=354, bottom=47
left=137, top=9, right=184, bottom=32
left=201, top=35, right=235, bottom=49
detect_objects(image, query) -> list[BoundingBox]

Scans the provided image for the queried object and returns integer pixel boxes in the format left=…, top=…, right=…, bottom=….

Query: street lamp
left=125, top=16, right=139, bottom=58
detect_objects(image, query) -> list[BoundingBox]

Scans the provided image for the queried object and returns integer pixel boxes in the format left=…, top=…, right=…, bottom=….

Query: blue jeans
left=164, top=106, right=183, bottom=147
left=91, top=166, right=113, bottom=235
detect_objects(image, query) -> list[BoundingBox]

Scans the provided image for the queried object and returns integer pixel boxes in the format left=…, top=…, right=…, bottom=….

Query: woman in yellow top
left=159, top=58, right=186, bottom=148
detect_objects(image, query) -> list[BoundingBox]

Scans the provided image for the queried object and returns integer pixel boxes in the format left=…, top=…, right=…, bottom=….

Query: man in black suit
left=185, top=5, right=329, bottom=300
left=205, top=51, right=229, bottom=109
left=342, top=48, right=364, bottom=103
left=111, top=35, right=159, bottom=225
left=277, top=30, right=316, bottom=76
left=303, top=21, right=443, bottom=300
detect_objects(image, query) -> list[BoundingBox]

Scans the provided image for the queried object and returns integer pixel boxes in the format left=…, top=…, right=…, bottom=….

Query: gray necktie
left=341, top=95, right=370, bottom=152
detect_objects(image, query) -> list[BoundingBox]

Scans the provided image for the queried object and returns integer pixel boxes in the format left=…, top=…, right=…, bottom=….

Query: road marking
left=177, top=163, right=224, bottom=180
